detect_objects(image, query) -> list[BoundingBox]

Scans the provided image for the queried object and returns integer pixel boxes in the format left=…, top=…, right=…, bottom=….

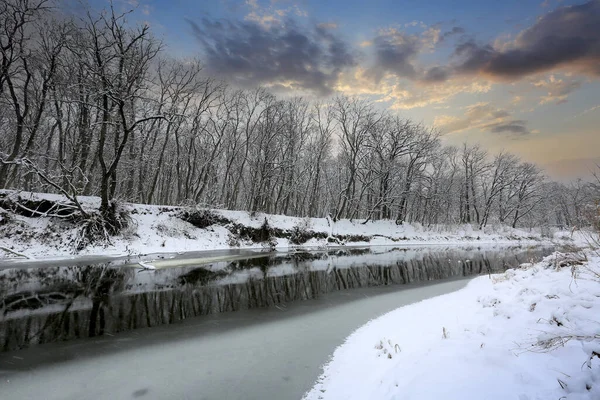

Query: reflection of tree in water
left=178, top=267, right=228, bottom=286
left=1, top=247, right=552, bottom=351
left=0, top=264, right=128, bottom=348
left=1, top=271, right=81, bottom=315
left=76, top=266, right=127, bottom=337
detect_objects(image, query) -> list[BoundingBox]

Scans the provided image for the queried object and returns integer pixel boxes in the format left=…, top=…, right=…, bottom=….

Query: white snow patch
left=0, top=190, right=570, bottom=260
left=303, top=252, right=600, bottom=400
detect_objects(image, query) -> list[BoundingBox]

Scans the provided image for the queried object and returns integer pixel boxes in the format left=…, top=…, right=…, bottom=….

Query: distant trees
left=332, top=96, right=381, bottom=220
left=0, top=0, right=585, bottom=230
left=592, top=168, right=600, bottom=233
left=0, top=0, right=54, bottom=188
left=505, top=163, right=545, bottom=228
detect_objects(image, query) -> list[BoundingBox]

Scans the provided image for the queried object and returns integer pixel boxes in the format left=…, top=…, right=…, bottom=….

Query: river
left=0, top=244, right=553, bottom=399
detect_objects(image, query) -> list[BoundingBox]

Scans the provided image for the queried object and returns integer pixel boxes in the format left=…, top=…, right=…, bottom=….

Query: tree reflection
left=0, top=246, right=552, bottom=351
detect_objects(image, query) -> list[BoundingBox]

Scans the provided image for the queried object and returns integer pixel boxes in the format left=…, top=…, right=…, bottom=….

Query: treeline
left=0, top=1, right=597, bottom=229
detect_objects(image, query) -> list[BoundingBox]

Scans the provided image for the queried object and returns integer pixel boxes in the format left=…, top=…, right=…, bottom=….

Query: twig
left=0, top=246, right=35, bottom=259
left=12, top=200, right=78, bottom=218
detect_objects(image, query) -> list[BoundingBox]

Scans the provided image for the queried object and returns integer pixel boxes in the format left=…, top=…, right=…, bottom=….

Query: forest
left=1, top=0, right=598, bottom=232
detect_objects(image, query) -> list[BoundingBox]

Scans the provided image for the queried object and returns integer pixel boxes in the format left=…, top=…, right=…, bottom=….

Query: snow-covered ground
left=303, top=251, right=600, bottom=400
left=0, top=190, right=572, bottom=260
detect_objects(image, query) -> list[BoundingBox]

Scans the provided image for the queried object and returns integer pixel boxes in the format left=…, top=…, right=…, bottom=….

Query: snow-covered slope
left=303, top=252, right=600, bottom=400
left=0, top=190, right=572, bottom=260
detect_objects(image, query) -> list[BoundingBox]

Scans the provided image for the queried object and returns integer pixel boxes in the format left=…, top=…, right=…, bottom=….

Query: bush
left=180, top=208, right=230, bottom=229
left=73, top=213, right=110, bottom=250
left=227, top=217, right=276, bottom=246
left=290, top=226, right=312, bottom=244
left=227, top=232, right=241, bottom=247
left=73, top=202, right=133, bottom=250
left=289, top=218, right=313, bottom=245
left=257, top=217, right=273, bottom=242
left=0, top=207, right=11, bottom=226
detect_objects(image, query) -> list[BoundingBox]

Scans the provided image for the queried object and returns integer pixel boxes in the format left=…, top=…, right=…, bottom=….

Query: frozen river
left=0, top=245, right=553, bottom=399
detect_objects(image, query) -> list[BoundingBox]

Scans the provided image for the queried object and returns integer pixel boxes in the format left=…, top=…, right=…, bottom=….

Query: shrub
left=73, top=202, right=133, bottom=251
left=257, top=217, right=273, bottom=242
left=180, top=208, right=230, bottom=229
left=289, top=226, right=312, bottom=244
left=0, top=207, right=11, bottom=226
left=228, top=218, right=275, bottom=245
left=227, top=232, right=241, bottom=247
left=289, top=218, right=314, bottom=245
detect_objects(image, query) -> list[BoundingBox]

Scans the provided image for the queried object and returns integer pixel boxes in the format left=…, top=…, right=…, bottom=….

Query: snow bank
left=304, top=252, right=600, bottom=400
left=0, top=190, right=556, bottom=260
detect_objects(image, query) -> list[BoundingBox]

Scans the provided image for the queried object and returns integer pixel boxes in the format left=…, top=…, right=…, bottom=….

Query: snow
left=1, top=190, right=571, bottom=260
left=303, top=252, right=600, bottom=400
left=137, top=261, right=156, bottom=270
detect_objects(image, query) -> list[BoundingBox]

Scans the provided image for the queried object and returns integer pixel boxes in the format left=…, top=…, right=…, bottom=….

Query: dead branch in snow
left=0, top=245, right=34, bottom=259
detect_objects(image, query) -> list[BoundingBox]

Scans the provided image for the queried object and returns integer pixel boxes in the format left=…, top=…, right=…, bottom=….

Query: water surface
left=0, top=245, right=552, bottom=352
left=0, top=245, right=554, bottom=400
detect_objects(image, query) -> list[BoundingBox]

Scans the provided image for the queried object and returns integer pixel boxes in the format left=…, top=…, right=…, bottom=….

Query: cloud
left=434, top=102, right=530, bottom=135
left=531, top=75, right=582, bottom=104
left=185, top=1, right=598, bottom=112
left=350, top=0, right=599, bottom=106
left=387, top=79, right=492, bottom=109
left=244, top=11, right=279, bottom=28
left=450, top=1, right=600, bottom=80
left=486, top=120, right=529, bottom=134
left=317, top=22, right=338, bottom=30
left=242, top=1, right=308, bottom=28
left=404, top=20, right=427, bottom=28
left=187, top=17, right=355, bottom=95
left=364, top=24, right=454, bottom=83
left=421, top=66, right=451, bottom=83
left=365, top=28, right=422, bottom=82
left=335, top=68, right=491, bottom=109
left=440, top=26, right=465, bottom=42
left=421, top=26, right=442, bottom=51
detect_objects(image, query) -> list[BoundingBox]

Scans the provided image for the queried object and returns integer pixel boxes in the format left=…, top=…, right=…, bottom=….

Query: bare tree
left=460, top=144, right=487, bottom=225
left=306, top=101, right=333, bottom=217
left=80, top=6, right=163, bottom=217
left=479, top=152, right=518, bottom=229
left=332, top=95, right=381, bottom=220
left=395, top=124, right=439, bottom=224
left=0, top=0, right=55, bottom=187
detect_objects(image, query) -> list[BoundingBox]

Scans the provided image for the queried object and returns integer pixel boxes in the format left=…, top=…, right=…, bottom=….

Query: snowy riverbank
left=303, top=251, right=600, bottom=400
left=0, top=190, right=566, bottom=260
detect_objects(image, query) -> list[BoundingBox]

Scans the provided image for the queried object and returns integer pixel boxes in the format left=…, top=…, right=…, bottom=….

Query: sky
left=87, top=0, right=600, bottom=180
